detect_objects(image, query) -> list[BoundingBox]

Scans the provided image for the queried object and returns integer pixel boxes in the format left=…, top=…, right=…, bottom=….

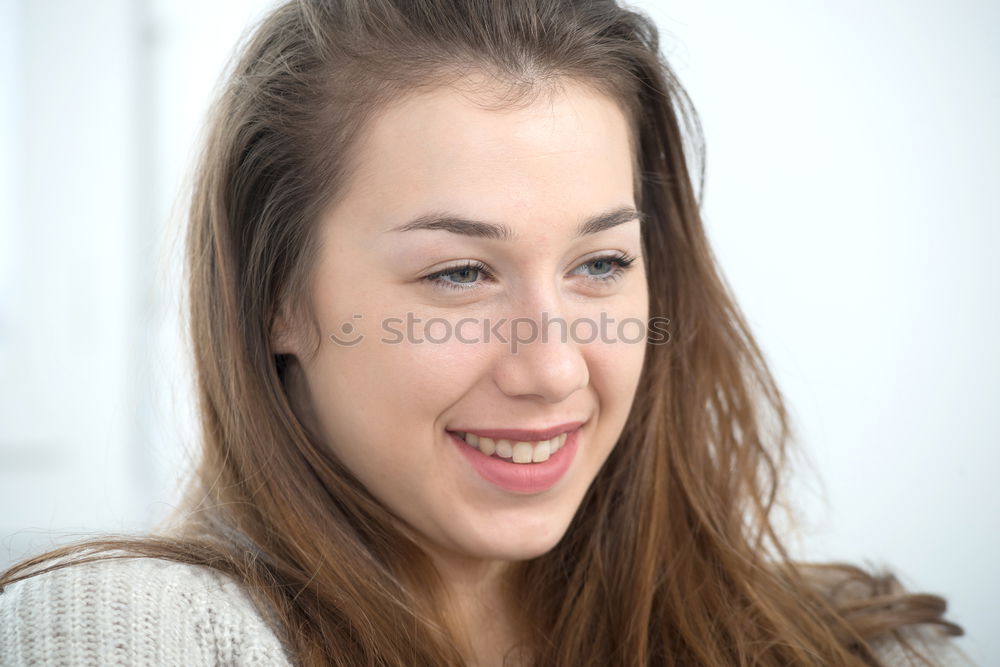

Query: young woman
left=0, top=1, right=968, bottom=665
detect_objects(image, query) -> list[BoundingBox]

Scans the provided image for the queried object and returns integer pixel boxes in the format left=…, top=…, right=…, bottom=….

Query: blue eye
left=422, top=252, right=638, bottom=292
left=423, top=260, right=494, bottom=291
left=571, top=253, right=637, bottom=282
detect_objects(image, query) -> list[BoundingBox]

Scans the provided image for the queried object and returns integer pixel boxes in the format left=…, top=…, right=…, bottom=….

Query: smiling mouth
left=448, top=424, right=581, bottom=464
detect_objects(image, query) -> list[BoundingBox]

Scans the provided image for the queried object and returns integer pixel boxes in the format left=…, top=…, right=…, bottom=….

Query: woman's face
left=279, top=76, right=647, bottom=571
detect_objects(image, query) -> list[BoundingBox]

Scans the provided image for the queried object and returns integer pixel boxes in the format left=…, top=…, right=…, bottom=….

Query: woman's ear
left=270, top=303, right=300, bottom=355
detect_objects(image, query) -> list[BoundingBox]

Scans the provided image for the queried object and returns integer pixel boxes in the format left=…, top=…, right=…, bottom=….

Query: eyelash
left=422, top=251, right=638, bottom=292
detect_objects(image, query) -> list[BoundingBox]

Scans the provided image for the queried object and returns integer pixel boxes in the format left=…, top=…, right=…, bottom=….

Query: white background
left=1, top=1, right=996, bottom=663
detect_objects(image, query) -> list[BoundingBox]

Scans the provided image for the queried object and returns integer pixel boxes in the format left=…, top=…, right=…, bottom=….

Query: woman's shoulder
left=0, top=551, right=294, bottom=666
left=795, top=562, right=974, bottom=666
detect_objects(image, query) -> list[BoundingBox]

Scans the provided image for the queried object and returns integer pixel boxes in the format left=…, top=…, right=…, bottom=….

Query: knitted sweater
left=0, top=555, right=971, bottom=666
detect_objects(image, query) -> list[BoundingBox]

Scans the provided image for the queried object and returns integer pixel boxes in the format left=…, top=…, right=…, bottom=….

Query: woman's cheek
left=388, top=324, right=495, bottom=398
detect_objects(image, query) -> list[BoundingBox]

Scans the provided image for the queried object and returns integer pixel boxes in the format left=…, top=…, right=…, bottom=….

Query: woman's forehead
left=333, top=77, right=636, bottom=238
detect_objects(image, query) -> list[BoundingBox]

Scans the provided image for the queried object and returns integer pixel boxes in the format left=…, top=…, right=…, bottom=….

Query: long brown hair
left=1, top=1, right=964, bottom=664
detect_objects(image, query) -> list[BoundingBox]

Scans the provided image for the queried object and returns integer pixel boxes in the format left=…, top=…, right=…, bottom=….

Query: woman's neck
left=394, top=521, right=530, bottom=664
left=433, top=558, right=527, bottom=666
left=456, top=595, right=526, bottom=667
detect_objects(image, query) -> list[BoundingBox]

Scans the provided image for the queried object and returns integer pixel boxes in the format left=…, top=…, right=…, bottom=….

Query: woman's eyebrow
left=384, top=205, right=644, bottom=241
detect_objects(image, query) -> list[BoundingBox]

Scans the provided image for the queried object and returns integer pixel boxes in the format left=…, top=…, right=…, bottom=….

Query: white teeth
left=531, top=440, right=551, bottom=462
left=495, top=439, right=513, bottom=458
left=512, top=442, right=533, bottom=463
left=459, top=431, right=570, bottom=464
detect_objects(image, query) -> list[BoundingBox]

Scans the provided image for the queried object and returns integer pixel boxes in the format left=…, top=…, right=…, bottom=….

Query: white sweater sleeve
left=0, top=554, right=294, bottom=666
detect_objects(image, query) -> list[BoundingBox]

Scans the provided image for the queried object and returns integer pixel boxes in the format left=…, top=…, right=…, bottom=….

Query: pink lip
left=447, top=421, right=585, bottom=442
left=449, top=424, right=583, bottom=494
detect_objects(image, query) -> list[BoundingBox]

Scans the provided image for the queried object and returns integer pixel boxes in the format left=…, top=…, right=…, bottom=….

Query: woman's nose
left=490, top=306, right=590, bottom=404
